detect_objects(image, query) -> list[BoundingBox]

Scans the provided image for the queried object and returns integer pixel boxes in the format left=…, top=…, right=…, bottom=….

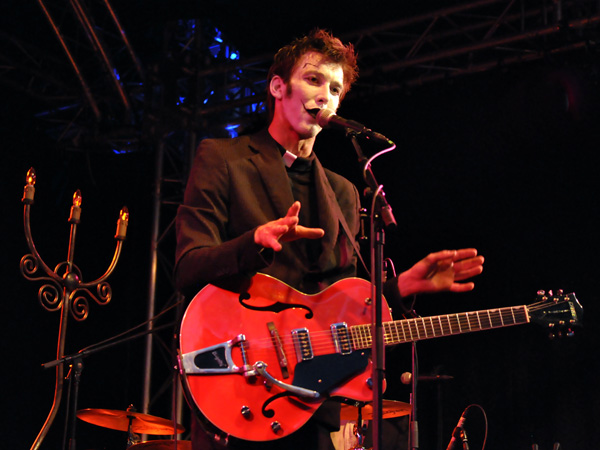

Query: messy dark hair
left=266, top=29, right=359, bottom=121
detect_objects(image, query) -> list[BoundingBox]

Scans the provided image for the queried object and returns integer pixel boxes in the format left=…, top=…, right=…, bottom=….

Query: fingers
left=425, top=250, right=457, bottom=263
left=254, top=202, right=324, bottom=251
left=453, top=254, right=484, bottom=280
left=254, top=223, right=290, bottom=251
left=294, top=225, right=325, bottom=239
left=285, top=201, right=301, bottom=219
left=452, top=248, right=478, bottom=261
left=449, top=281, right=475, bottom=293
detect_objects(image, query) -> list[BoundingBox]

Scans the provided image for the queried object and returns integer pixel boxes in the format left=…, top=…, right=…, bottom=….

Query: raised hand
left=254, top=201, right=325, bottom=252
left=397, top=248, right=484, bottom=297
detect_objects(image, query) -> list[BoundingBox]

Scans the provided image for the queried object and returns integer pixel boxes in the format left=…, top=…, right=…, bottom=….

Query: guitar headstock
left=529, top=290, right=583, bottom=338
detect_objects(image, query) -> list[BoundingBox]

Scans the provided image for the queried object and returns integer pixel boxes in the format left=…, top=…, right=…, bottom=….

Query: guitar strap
left=334, top=199, right=370, bottom=277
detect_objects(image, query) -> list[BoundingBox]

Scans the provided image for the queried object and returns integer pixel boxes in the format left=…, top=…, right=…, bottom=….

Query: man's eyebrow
left=301, top=62, right=319, bottom=69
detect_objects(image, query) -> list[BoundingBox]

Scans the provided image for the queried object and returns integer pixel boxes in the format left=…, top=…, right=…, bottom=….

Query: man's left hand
left=397, top=248, right=484, bottom=297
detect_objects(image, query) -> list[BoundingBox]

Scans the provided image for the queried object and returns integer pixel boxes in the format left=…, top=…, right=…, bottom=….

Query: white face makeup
left=271, top=51, right=344, bottom=142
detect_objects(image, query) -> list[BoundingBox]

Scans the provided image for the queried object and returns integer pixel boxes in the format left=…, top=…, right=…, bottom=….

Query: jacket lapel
left=245, top=130, right=349, bottom=269
left=247, top=130, right=295, bottom=218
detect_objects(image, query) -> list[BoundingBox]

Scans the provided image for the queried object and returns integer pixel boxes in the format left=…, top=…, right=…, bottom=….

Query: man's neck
left=268, top=122, right=315, bottom=158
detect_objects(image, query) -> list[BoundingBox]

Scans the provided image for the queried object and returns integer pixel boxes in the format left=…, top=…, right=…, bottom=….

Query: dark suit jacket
left=175, top=128, right=361, bottom=299
left=175, top=128, right=409, bottom=448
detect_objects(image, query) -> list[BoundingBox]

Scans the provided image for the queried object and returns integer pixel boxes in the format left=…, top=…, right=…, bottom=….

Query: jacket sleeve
left=174, top=139, right=272, bottom=298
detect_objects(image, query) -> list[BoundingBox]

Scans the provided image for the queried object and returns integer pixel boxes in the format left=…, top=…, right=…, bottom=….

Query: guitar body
left=179, top=273, right=583, bottom=442
left=179, top=273, right=391, bottom=441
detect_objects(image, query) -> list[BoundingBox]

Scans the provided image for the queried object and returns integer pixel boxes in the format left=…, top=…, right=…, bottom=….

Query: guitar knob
left=240, top=405, right=252, bottom=419
left=271, top=421, right=282, bottom=434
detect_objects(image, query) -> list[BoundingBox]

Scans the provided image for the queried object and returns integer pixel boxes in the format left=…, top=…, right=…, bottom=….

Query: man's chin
left=298, top=125, right=321, bottom=140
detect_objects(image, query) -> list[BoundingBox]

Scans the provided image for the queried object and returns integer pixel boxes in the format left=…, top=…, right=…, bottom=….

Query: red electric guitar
left=178, top=273, right=582, bottom=441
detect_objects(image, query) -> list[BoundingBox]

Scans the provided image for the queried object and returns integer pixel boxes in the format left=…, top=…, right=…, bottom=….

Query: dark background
left=2, top=1, right=598, bottom=449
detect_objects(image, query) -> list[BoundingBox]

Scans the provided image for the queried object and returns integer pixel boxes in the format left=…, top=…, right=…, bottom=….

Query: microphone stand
left=347, top=131, right=397, bottom=450
left=410, top=342, right=419, bottom=450
left=42, top=321, right=176, bottom=449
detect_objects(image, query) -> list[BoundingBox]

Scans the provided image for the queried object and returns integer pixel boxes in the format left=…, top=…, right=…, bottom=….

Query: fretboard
left=350, top=305, right=530, bottom=350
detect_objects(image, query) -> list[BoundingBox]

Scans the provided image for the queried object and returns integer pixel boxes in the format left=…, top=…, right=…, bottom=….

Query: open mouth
left=305, top=107, right=321, bottom=118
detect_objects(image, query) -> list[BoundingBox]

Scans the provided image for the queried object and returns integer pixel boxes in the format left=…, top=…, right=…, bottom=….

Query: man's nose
left=316, top=86, right=334, bottom=106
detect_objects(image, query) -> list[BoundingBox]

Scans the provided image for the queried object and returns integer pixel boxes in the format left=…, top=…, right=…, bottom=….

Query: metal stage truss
left=2, top=0, right=599, bottom=436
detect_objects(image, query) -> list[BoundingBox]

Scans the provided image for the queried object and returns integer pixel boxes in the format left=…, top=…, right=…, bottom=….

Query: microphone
left=446, top=409, right=469, bottom=450
left=315, top=108, right=393, bottom=145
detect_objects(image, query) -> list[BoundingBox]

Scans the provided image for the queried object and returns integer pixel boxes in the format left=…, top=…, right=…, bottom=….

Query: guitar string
left=229, top=305, right=534, bottom=366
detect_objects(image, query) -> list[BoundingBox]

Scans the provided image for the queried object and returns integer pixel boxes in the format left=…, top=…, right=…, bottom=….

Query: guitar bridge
left=180, top=334, right=253, bottom=375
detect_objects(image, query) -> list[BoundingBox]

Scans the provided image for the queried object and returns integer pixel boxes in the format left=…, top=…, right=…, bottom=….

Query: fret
left=462, top=313, right=472, bottom=332
left=475, top=311, right=482, bottom=330
left=403, top=320, right=414, bottom=342
left=450, top=314, right=461, bottom=333
left=399, top=320, right=407, bottom=343
left=416, top=318, right=426, bottom=340
left=351, top=305, right=531, bottom=350
left=393, top=321, right=402, bottom=343
left=426, top=316, right=436, bottom=337
left=385, top=322, right=394, bottom=344
left=466, top=312, right=477, bottom=331
left=504, top=307, right=515, bottom=325
left=362, top=324, right=371, bottom=347
left=350, top=327, right=358, bottom=350
left=397, top=320, right=407, bottom=344
left=487, top=309, right=499, bottom=327
left=441, top=315, right=452, bottom=335
left=383, top=322, right=395, bottom=344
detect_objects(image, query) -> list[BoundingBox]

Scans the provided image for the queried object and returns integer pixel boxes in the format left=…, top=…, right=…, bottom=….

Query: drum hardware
left=337, top=400, right=411, bottom=450
left=340, top=400, right=411, bottom=421
left=128, top=440, right=192, bottom=450
left=77, top=405, right=185, bottom=447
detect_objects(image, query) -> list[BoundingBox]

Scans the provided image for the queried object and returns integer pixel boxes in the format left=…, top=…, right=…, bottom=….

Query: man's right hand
left=254, top=201, right=325, bottom=252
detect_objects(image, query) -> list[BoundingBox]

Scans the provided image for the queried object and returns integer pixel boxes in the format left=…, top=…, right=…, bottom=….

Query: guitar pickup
left=292, top=328, right=313, bottom=362
left=180, top=334, right=253, bottom=375
left=331, top=322, right=353, bottom=355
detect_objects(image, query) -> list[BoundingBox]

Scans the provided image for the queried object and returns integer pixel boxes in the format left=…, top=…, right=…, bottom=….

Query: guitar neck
left=350, top=305, right=530, bottom=349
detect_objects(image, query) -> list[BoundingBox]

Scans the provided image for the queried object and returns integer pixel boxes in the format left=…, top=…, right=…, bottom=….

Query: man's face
left=272, top=51, right=344, bottom=140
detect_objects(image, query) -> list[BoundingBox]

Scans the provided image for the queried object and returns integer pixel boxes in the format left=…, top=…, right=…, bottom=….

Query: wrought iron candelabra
left=21, top=167, right=128, bottom=450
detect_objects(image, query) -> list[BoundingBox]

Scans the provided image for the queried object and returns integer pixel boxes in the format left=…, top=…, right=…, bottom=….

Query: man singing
left=175, top=28, right=484, bottom=450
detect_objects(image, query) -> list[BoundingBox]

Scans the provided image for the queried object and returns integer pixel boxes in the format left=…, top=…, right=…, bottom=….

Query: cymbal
left=129, top=440, right=191, bottom=450
left=77, top=408, right=185, bottom=435
left=340, top=400, right=411, bottom=421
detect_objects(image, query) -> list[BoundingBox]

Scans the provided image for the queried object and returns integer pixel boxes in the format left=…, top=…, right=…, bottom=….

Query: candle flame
left=73, top=190, right=82, bottom=207
left=119, top=206, right=129, bottom=221
left=26, top=167, right=36, bottom=185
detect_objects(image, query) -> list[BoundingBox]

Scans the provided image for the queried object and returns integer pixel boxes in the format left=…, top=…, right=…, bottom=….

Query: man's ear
left=270, top=75, right=284, bottom=100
